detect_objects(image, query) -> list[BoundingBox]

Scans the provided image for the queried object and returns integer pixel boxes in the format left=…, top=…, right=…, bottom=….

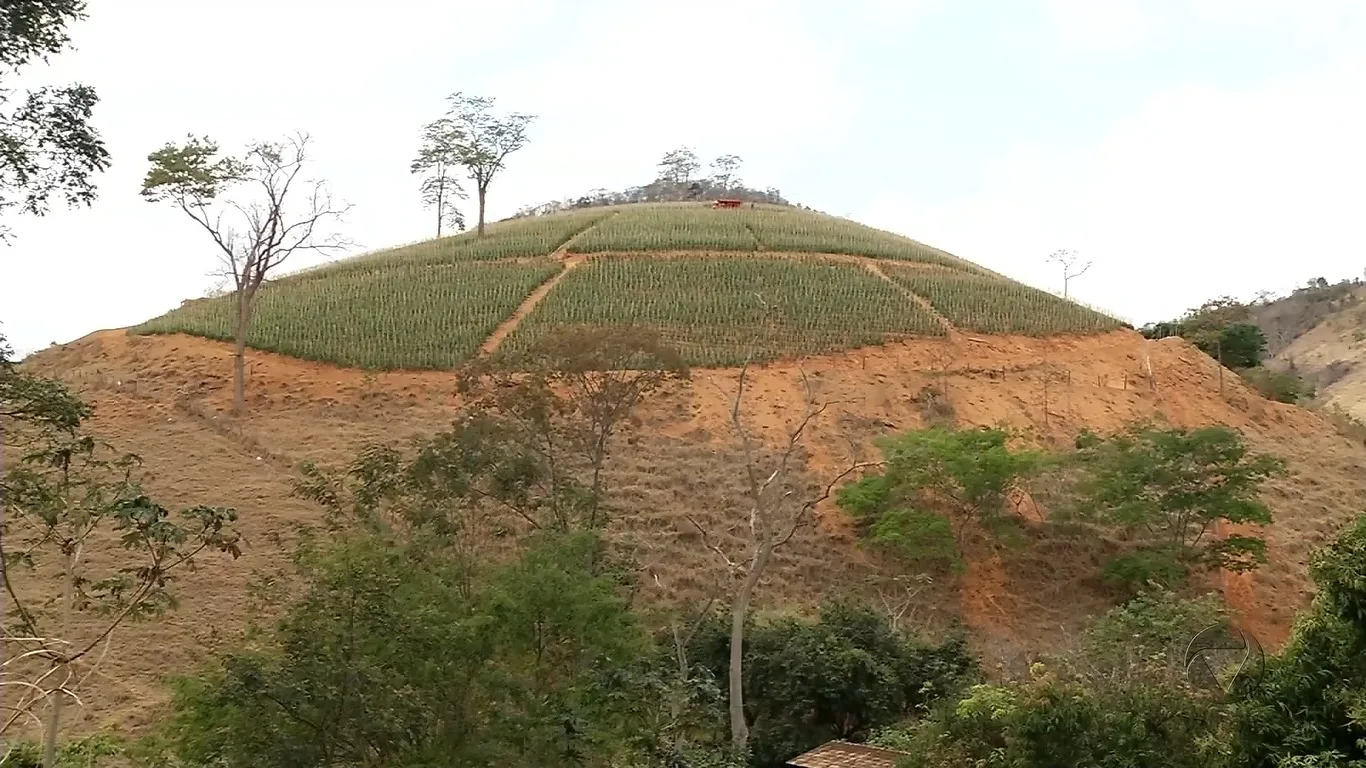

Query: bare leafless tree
left=1047, top=248, right=1092, bottom=298
left=142, top=132, right=352, bottom=415
left=870, top=573, right=934, bottom=633
left=686, top=364, right=876, bottom=757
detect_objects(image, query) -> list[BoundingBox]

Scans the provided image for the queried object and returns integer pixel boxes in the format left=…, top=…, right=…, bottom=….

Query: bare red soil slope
left=20, top=327, right=1366, bottom=733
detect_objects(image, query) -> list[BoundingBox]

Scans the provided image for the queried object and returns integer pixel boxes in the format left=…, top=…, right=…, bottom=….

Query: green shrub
left=1238, top=366, right=1315, bottom=403
left=871, top=667, right=1222, bottom=768
left=687, top=601, right=977, bottom=768
left=837, top=426, right=1045, bottom=572
left=1071, top=424, right=1283, bottom=587
left=1100, top=546, right=1190, bottom=593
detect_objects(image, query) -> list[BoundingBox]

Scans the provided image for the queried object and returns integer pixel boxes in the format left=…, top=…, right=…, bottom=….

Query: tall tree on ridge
left=0, top=0, right=111, bottom=242
left=141, top=132, right=351, bottom=416
left=410, top=117, right=467, bottom=237
left=428, top=92, right=535, bottom=237
left=709, top=154, right=743, bottom=192
left=657, top=147, right=701, bottom=184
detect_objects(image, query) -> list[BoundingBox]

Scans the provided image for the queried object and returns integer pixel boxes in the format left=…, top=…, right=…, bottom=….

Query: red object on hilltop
left=712, top=198, right=743, bottom=209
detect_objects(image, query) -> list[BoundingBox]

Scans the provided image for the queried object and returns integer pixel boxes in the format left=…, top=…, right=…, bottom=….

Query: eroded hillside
left=21, top=327, right=1366, bottom=734
left=1263, top=283, right=1366, bottom=420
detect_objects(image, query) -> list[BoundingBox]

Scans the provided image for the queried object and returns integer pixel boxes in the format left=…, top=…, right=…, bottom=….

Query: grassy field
left=131, top=202, right=1127, bottom=370
left=499, top=255, right=946, bottom=366
left=570, top=205, right=760, bottom=252
left=743, top=207, right=985, bottom=272
left=305, top=207, right=613, bottom=275
left=886, top=267, right=1124, bottom=336
left=135, top=261, right=562, bottom=369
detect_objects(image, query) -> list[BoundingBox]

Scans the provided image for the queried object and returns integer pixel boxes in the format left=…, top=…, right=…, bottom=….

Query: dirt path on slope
left=862, top=259, right=959, bottom=336
left=477, top=255, right=581, bottom=355
left=476, top=214, right=617, bottom=356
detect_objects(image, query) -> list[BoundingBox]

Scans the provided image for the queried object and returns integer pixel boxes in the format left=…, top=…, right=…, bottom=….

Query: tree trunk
left=232, top=292, right=252, bottom=416
left=728, top=549, right=767, bottom=758
left=436, top=171, right=445, bottom=238
left=41, top=663, right=65, bottom=768
left=42, top=545, right=77, bottom=768
left=476, top=185, right=488, bottom=237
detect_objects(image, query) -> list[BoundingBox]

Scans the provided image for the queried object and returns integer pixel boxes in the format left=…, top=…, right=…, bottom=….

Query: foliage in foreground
left=0, top=0, right=110, bottom=242
left=1225, top=514, right=1366, bottom=767
left=1, top=333, right=242, bottom=764
left=154, top=530, right=656, bottom=768
left=873, top=663, right=1225, bottom=768
left=140, top=520, right=973, bottom=768
left=686, top=602, right=977, bottom=768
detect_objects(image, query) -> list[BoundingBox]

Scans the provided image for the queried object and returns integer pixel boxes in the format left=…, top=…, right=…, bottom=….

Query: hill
left=132, top=203, right=1124, bottom=369
left=1251, top=281, right=1366, bottom=421
left=20, top=324, right=1366, bottom=735
left=17, top=207, right=1366, bottom=740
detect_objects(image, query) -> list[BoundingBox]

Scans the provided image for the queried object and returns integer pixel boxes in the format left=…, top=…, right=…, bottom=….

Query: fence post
left=1217, top=338, right=1224, bottom=397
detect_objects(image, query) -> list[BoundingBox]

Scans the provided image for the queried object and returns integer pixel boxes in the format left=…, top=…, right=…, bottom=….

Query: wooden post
left=1217, top=338, right=1224, bottom=397
left=1042, top=367, right=1050, bottom=428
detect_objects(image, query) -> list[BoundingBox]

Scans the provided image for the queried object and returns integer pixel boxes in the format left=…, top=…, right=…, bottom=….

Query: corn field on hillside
left=132, top=202, right=1126, bottom=370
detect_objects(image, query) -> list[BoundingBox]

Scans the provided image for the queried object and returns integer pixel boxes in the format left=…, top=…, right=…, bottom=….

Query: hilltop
left=133, top=203, right=1124, bottom=369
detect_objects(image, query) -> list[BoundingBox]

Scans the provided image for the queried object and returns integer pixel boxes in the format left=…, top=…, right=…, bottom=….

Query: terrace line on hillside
left=133, top=203, right=1126, bottom=370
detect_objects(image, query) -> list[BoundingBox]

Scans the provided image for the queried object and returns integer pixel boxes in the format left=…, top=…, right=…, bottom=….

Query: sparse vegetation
left=1238, top=365, right=1316, bottom=404
left=0, top=334, right=242, bottom=767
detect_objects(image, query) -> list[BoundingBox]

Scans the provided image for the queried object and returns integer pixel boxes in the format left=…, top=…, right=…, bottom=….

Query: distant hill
left=1251, top=278, right=1366, bottom=420
left=133, top=202, right=1125, bottom=370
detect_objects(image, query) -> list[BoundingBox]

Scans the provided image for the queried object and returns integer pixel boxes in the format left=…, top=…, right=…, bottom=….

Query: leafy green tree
left=426, top=92, right=535, bottom=236
left=154, top=528, right=658, bottom=768
left=0, top=334, right=241, bottom=768
left=1226, top=514, right=1366, bottom=767
left=0, top=0, right=111, bottom=241
left=1140, top=298, right=1266, bottom=370
left=837, top=426, right=1044, bottom=572
left=1071, top=425, right=1283, bottom=591
left=688, top=601, right=976, bottom=768
left=1212, top=323, right=1269, bottom=369
left=141, top=132, right=351, bottom=415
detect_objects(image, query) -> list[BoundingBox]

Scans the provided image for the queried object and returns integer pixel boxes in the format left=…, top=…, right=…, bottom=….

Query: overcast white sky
left=3, top=0, right=1365, bottom=356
